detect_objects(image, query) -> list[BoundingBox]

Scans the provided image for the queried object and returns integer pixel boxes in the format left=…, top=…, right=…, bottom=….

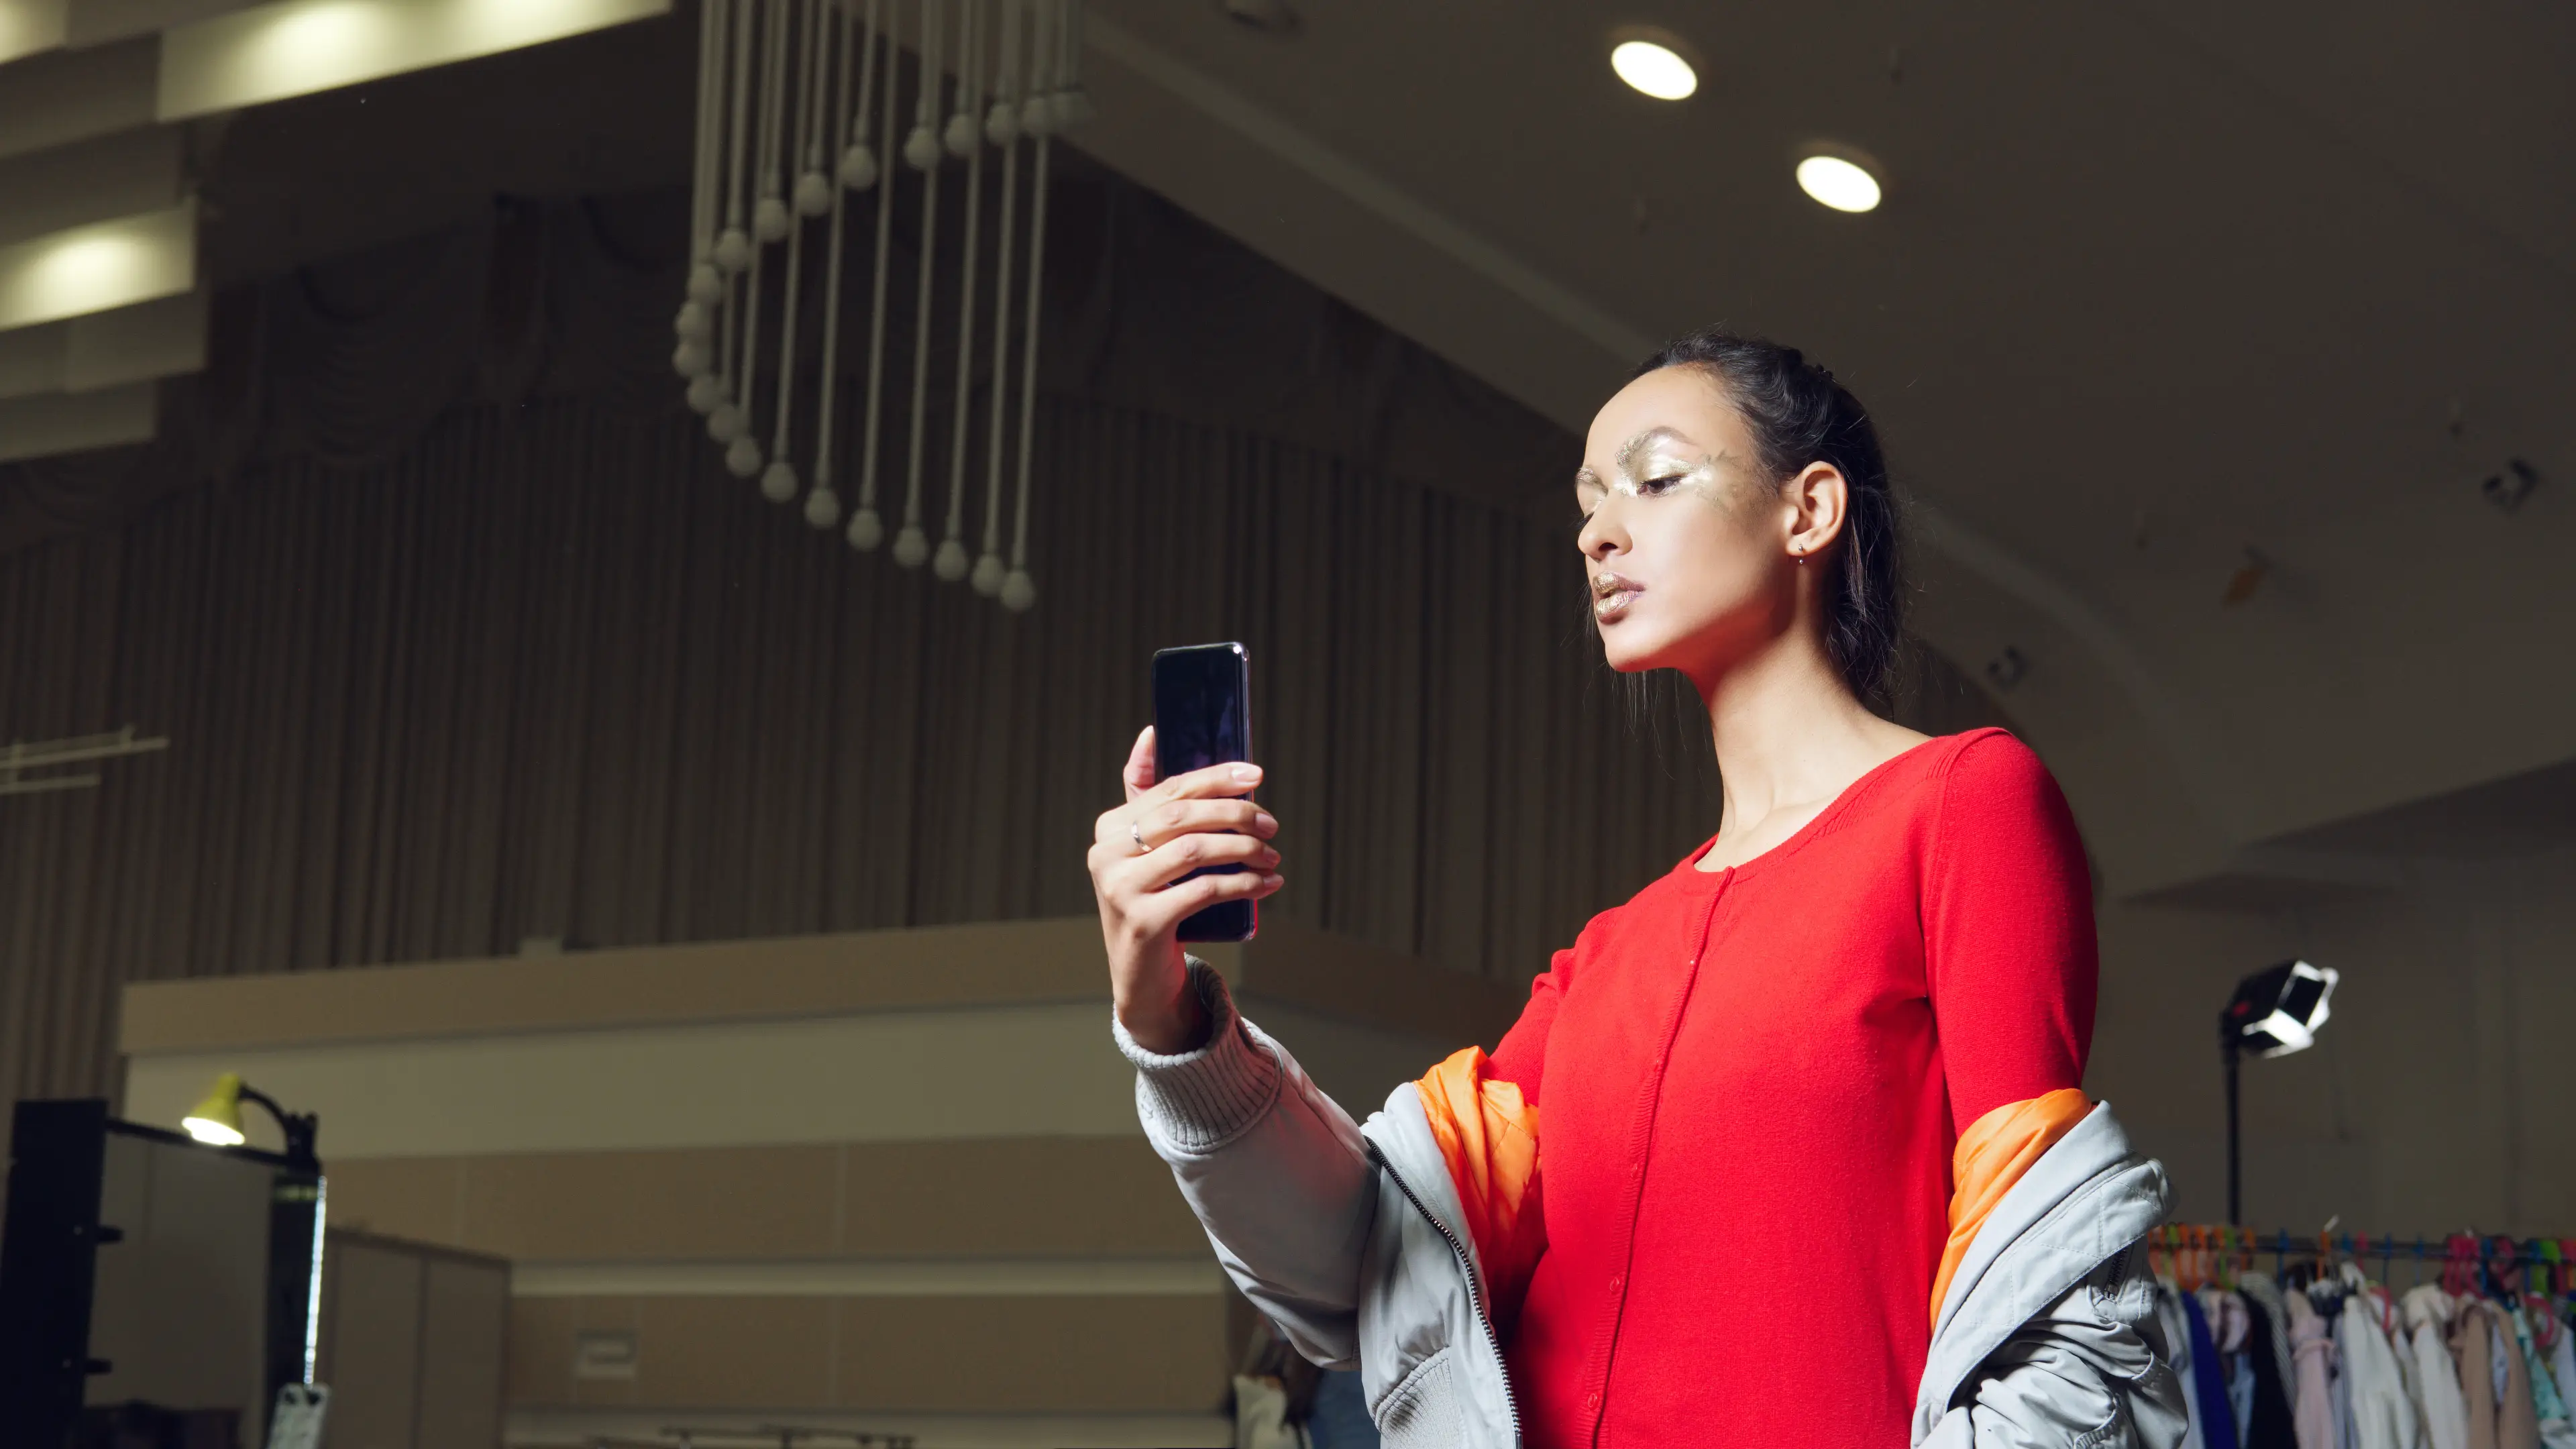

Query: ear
left=1782, top=462, right=1849, bottom=561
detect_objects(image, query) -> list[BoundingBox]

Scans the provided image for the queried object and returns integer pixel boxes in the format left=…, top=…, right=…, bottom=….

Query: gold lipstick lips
left=1591, top=570, right=1639, bottom=619
left=1591, top=570, right=1635, bottom=599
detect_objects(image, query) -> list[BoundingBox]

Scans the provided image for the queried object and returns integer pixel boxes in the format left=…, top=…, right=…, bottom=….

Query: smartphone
left=1152, top=642, right=1256, bottom=943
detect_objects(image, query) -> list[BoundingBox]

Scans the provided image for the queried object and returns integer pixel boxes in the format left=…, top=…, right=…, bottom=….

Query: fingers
left=1152, top=759, right=1263, bottom=805
left=1130, top=797, right=1278, bottom=853
left=1127, top=863, right=1285, bottom=938
left=1106, top=829, right=1279, bottom=896
left=1121, top=726, right=1156, bottom=804
left=1094, top=759, right=1268, bottom=846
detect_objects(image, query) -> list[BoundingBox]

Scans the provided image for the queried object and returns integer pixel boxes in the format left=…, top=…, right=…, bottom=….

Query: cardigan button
left=1586, top=1392, right=1602, bottom=1413
left=1609, top=1275, right=1624, bottom=1293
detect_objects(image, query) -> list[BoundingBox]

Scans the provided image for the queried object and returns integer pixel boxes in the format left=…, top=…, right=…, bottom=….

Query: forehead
left=1582, top=366, right=1740, bottom=462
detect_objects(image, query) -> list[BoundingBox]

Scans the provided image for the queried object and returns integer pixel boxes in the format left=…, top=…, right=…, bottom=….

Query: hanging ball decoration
left=902, top=125, right=941, bottom=170
left=672, top=340, right=711, bottom=378
left=943, top=112, right=979, bottom=158
left=726, top=434, right=764, bottom=478
left=709, top=402, right=745, bottom=442
left=687, top=262, right=724, bottom=307
left=1052, top=87, right=1095, bottom=129
left=1020, top=94, right=1055, bottom=136
left=932, top=537, right=969, bottom=582
left=846, top=506, right=885, bottom=551
left=795, top=170, right=833, bottom=216
left=1000, top=569, right=1036, bottom=612
left=686, top=374, right=722, bottom=414
left=970, top=551, right=1006, bottom=596
left=761, top=459, right=800, bottom=503
left=753, top=195, right=791, bottom=242
left=804, top=488, right=843, bottom=530
left=839, top=144, right=879, bottom=191
left=893, top=523, right=930, bottom=567
left=678, top=301, right=714, bottom=343
left=983, top=102, right=1018, bottom=148
left=714, top=227, right=752, bottom=273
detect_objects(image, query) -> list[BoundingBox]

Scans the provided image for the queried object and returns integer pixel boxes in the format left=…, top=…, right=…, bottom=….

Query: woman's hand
left=1091, top=726, right=1284, bottom=1055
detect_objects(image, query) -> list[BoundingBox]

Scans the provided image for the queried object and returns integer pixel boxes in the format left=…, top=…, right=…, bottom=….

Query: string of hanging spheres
left=674, top=0, right=1089, bottom=613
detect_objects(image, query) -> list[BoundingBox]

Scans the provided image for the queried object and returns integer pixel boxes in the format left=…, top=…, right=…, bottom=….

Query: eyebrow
left=1617, top=427, right=1695, bottom=477
left=1575, top=426, right=1699, bottom=491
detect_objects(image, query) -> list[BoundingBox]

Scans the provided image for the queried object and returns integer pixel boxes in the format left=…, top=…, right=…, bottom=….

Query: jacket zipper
left=1368, top=1141, right=1524, bottom=1448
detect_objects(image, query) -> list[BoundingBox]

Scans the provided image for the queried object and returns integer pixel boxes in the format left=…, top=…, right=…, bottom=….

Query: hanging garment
left=2457, top=1303, right=2514, bottom=1449
left=2493, top=1304, right=2544, bottom=1449
left=2207, top=1290, right=2257, bottom=1446
left=1306, top=1369, right=1381, bottom=1449
left=2164, top=1288, right=2213, bottom=1449
left=2241, top=1293, right=2304, bottom=1449
left=2407, top=1287, right=2471, bottom=1449
left=2341, top=1286, right=2426, bottom=1449
left=2332, top=1295, right=2359, bottom=1449
left=2235, top=1356, right=2261, bottom=1448
left=2356, top=1284, right=2424, bottom=1426
left=2292, top=1289, right=2342, bottom=1449
left=2548, top=1322, right=2576, bottom=1446
left=2505, top=1304, right=2576, bottom=1449
left=1234, top=1375, right=1313, bottom=1449
left=2190, top=1288, right=2247, bottom=1449
left=2246, top=1277, right=2306, bottom=1415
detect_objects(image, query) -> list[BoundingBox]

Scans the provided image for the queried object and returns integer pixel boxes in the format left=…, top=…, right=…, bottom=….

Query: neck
left=1694, top=630, right=1892, bottom=836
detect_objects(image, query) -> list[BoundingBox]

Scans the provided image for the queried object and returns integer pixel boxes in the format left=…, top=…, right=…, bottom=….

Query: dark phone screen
left=1152, top=643, right=1254, bottom=943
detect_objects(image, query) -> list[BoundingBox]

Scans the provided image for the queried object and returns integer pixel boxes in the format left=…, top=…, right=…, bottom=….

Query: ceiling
left=1, top=0, right=2567, bottom=898
left=1061, top=0, right=2576, bottom=895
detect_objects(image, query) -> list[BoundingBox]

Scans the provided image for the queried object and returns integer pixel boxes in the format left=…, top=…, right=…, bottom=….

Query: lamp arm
left=237, top=1083, right=321, bottom=1168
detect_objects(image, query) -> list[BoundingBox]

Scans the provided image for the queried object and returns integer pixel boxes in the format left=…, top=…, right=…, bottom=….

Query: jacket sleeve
left=1114, top=958, right=1379, bottom=1368
left=1928, top=1246, right=2192, bottom=1449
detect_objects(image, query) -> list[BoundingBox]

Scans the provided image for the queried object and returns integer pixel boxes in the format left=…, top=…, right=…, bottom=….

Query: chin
left=1593, top=621, right=1674, bottom=674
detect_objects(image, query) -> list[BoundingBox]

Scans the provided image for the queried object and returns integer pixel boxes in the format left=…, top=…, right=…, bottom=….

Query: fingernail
left=1262, top=873, right=1285, bottom=888
left=1232, top=765, right=1263, bottom=782
left=1254, top=811, right=1278, bottom=833
left=1259, top=847, right=1281, bottom=865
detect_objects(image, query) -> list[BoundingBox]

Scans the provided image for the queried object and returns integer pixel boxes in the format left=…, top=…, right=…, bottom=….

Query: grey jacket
left=1119, top=963, right=2188, bottom=1449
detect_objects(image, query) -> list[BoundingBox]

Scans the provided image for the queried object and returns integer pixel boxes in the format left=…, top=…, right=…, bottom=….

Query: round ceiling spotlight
left=1611, top=35, right=1698, bottom=101
left=1795, top=153, right=1882, bottom=213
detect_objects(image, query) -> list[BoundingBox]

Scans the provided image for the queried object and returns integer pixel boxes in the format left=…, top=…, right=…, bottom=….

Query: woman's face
left=1575, top=366, right=1821, bottom=680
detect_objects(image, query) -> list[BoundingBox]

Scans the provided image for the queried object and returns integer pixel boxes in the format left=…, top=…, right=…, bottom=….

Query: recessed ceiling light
left=1611, top=39, right=1697, bottom=101
left=1796, top=154, right=1882, bottom=213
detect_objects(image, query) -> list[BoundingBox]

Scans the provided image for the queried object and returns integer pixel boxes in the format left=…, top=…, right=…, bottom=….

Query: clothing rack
left=2155, top=1225, right=2575, bottom=1296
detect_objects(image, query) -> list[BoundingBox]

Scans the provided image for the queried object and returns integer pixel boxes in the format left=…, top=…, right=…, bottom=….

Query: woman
left=1089, top=331, right=2186, bottom=1448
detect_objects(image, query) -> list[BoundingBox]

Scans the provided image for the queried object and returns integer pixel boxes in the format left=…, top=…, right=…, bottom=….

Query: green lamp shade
left=182, top=1071, right=248, bottom=1146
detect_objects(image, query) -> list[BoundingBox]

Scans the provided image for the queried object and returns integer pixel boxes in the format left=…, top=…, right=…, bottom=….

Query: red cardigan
left=1488, top=729, right=2097, bottom=1448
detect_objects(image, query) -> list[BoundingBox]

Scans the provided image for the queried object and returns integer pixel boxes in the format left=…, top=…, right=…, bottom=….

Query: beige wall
left=117, top=916, right=1515, bottom=1445
left=2090, top=845, right=2576, bottom=1240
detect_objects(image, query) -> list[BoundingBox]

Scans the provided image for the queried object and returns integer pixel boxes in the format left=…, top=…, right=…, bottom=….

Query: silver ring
left=1130, top=820, right=1146, bottom=854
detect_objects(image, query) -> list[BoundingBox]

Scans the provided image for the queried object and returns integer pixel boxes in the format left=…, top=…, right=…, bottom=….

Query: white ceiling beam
left=0, top=288, right=205, bottom=398
left=0, top=317, right=65, bottom=394
left=0, top=124, right=183, bottom=249
left=0, top=376, right=154, bottom=460
left=156, top=0, right=669, bottom=121
left=66, top=0, right=252, bottom=49
left=0, top=37, right=160, bottom=162
left=65, top=284, right=203, bottom=388
left=0, top=0, right=70, bottom=65
left=0, top=200, right=195, bottom=331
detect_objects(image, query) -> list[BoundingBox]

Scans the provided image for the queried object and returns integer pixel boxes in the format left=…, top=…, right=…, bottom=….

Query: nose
left=1577, top=493, right=1630, bottom=562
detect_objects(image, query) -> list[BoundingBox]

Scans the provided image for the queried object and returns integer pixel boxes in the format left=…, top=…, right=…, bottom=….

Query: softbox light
left=2224, top=959, right=2338, bottom=1059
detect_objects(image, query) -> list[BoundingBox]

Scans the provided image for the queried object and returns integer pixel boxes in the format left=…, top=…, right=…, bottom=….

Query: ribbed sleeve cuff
left=1114, top=957, right=1283, bottom=1155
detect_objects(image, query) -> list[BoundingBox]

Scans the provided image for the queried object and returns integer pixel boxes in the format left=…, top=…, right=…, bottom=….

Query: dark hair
left=1633, top=328, right=1904, bottom=704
